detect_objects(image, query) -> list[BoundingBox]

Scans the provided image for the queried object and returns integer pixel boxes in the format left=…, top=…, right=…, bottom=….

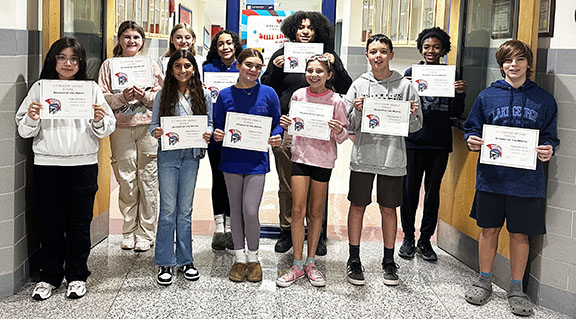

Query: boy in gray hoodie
left=344, top=34, right=423, bottom=286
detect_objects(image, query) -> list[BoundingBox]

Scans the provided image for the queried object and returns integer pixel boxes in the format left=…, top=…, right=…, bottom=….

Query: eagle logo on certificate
left=487, top=144, right=503, bottom=160
left=415, top=79, right=428, bottom=93
left=229, top=129, right=242, bottom=143
left=166, top=132, right=180, bottom=146
left=366, top=114, right=380, bottom=129
left=287, top=57, right=299, bottom=69
left=293, top=117, right=304, bottom=131
left=45, top=98, right=62, bottom=114
left=115, top=72, right=128, bottom=85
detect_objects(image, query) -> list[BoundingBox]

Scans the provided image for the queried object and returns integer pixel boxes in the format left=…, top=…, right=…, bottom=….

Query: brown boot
left=246, top=262, right=263, bottom=282
left=228, top=262, right=247, bottom=282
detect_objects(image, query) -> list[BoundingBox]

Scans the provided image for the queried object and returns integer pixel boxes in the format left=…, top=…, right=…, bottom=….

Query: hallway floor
left=0, top=235, right=568, bottom=319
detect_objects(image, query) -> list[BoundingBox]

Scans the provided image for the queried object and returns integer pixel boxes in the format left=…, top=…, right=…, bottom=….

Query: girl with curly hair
left=261, top=11, right=352, bottom=255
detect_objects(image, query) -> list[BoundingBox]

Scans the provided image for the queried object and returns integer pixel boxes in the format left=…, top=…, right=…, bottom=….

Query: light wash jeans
left=153, top=148, right=200, bottom=267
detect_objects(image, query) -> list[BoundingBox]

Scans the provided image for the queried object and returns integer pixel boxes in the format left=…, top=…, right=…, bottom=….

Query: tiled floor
left=0, top=235, right=568, bottom=319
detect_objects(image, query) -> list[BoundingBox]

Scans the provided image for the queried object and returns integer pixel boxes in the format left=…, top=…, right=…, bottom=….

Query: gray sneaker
left=382, top=260, right=400, bottom=286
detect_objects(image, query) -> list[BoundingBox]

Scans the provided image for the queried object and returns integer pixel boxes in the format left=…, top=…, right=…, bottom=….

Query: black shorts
left=291, top=162, right=332, bottom=183
left=347, top=171, right=402, bottom=208
left=469, top=190, right=546, bottom=235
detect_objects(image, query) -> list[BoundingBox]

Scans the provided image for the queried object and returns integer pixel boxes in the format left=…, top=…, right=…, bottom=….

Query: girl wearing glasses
left=98, top=21, right=164, bottom=252
left=16, top=37, right=115, bottom=300
left=261, top=11, right=352, bottom=256
left=202, top=30, right=243, bottom=251
left=213, top=49, right=283, bottom=283
left=276, top=55, right=349, bottom=288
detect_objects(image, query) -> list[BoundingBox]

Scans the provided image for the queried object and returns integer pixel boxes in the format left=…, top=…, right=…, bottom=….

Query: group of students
left=16, top=10, right=558, bottom=317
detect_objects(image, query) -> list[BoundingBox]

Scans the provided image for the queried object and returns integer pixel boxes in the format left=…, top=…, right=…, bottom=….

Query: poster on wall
left=241, top=10, right=295, bottom=66
left=179, top=4, right=192, bottom=25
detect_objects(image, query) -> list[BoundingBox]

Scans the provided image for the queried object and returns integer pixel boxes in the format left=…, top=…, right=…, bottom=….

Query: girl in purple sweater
left=276, top=55, right=349, bottom=287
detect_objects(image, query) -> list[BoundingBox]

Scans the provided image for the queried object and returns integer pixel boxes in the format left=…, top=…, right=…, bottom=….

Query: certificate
left=223, top=112, right=272, bottom=152
left=361, top=98, right=410, bottom=137
left=480, top=124, right=539, bottom=170
left=283, top=42, right=324, bottom=73
left=411, top=64, right=456, bottom=97
left=160, top=115, right=208, bottom=151
left=40, top=80, right=94, bottom=119
left=204, top=72, right=238, bottom=103
left=110, top=56, right=154, bottom=90
left=287, top=101, right=333, bottom=141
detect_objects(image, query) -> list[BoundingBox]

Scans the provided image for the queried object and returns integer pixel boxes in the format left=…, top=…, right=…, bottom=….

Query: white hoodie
left=15, top=81, right=116, bottom=166
left=345, top=70, right=423, bottom=176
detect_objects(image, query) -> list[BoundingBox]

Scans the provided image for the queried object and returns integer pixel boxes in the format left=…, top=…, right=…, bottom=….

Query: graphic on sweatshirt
left=366, top=114, right=380, bottom=129
left=115, top=72, right=128, bottom=85
left=45, top=98, right=62, bottom=114
left=487, top=143, right=503, bottom=160
left=415, top=79, right=428, bottom=93
left=166, top=132, right=180, bottom=146
left=229, top=129, right=242, bottom=143
left=293, top=117, right=304, bottom=131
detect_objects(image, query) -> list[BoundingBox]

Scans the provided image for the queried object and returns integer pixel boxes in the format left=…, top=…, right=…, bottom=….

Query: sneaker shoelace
left=307, top=266, right=324, bottom=281
left=68, top=281, right=83, bottom=290
left=348, top=262, right=365, bottom=275
left=383, top=262, right=399, bottom=274
left=280, top=266, right=300, bottom=282
left=35, top=282, right=53, bottom=292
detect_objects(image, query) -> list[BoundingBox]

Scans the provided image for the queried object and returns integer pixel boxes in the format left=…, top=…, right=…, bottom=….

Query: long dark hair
left=203, top=30, right=242, bottom=66
left=113, top=21, right=146, bottom=57
left=280, top=11, right=335, bottom=51
left=40, top=37, right=87, bottom=80
left=159, top=49, right=206, bottom=117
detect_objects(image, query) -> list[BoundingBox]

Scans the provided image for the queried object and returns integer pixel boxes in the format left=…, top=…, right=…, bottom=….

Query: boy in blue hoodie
left=463, top=40, right=559, bottom=316
left=344, top=34, right=422, bottom=287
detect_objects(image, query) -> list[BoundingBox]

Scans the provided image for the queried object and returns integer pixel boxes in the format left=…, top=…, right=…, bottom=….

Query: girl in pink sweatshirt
left=276, top=55, right=349, bottom=287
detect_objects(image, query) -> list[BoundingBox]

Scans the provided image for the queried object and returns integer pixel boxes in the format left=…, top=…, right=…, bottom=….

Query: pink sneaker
left=276, top=265, right=305, bottom=287
left=305, top=263, right=326, bottom=287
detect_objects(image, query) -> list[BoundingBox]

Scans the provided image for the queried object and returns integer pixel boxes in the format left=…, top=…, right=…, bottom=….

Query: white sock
left=214, top=214, right=225, bottom=233
left=234, top=249, right=247, bottom=263
left=225, top=215, right=231, bottom=233
left=247, top=249, right=259, bottom=263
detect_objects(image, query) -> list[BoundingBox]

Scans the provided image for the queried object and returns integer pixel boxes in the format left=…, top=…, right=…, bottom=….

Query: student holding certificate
left=150, top=49, right=212, bottom=286
left=399, top=28, right=467, bottom=262
left=98, top=21, right=163, bottom=252
left=158, top=23, right=205, bottom=78
left=463, top=40, right=559, bottom=316
left=261, top=10, right=352, bottom=256
left=16, top=38, right=116, bottom=301
left=202, top=30, right=243, bottom=251
left=213, top=49, right=283, bottom=283
left=344, top=34, right=422, bottom=287
left=276, top=55, right=348, bottom=288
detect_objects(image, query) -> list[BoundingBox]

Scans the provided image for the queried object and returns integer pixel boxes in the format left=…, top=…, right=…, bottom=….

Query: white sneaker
left=121, top=235, right=135, bottom=250
left=32, top=281, right=55, bottom=300
left=66, top=281, right=86, bottom=299
left=134, top=240, right=151, bottom=252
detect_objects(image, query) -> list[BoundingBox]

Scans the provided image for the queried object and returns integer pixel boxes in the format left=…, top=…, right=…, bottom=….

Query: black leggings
left=208, top=149, right=230, bottom=217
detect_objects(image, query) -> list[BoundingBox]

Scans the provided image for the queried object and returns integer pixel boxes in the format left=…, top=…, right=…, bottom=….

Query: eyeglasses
left=243, top=62, right=263, bottom=71
left=55, top=54, right=80, bottom=65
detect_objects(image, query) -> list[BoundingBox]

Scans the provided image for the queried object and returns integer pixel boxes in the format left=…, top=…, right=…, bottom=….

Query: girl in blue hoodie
left=463, top=40, right=559, bottom=316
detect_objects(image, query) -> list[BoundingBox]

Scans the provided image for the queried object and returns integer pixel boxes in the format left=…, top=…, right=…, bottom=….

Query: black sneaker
left=156, top=266, right=173, bottom=286
left=179, top=263, right=200, bottom=281
left=316, top=236, right=327, bottom=256
left=417, top=240, right=438, bottom=261
left=382, top=260, right=400, bottom=286
left=346, top=258, right=365, bottom=286
left=398, top=238, right=416, bottom=259
left=274, top=228, right=292, bottom=253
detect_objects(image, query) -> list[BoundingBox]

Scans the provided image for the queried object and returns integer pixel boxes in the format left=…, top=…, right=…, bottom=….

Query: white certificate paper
left=287, top=101, right=333, bottom=141
left=283, top=42, right=324, bottom=73
left=361, top=99, right=410, bottom=137
left=480, top=124, right=539, bottom=170
left=40, top=80, right=94, bottom=119
left=223, top=112, right=272, bottom=152
left=204, top=72, right=238, bottom=103
left=110, top=56, right=154, bottom=90
left=160, top=115, right=208, bottom=151
left=411, top=64, right=456, bottom=97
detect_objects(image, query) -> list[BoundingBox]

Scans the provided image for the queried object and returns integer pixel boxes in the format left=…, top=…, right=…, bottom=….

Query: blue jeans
left=154, top=148, right=200, bottom=267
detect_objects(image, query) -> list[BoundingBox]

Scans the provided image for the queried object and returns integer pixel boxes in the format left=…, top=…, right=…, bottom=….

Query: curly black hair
left=280, top=11, right=334, bottom=51
left=415, top=27, right=451, bottom=55
left=40, top=37, right=87, bottom=80
left=203, top=30, right=243, bottom=66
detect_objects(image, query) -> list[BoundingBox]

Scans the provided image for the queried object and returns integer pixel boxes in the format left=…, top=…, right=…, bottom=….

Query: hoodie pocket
left=354, top=133, right=406, bottom=169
